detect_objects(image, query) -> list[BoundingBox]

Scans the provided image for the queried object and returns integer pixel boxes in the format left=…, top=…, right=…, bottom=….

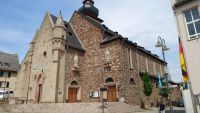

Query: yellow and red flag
left=179, top=37, right=189, bottom=82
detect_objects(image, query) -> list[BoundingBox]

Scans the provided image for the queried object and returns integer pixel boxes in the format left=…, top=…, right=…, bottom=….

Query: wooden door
left=68, top=88, right=77, bottom=103
left=107, top=86, right=117, bottom=102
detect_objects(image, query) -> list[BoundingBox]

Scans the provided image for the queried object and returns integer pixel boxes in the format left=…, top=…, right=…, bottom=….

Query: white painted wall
left=173, top=0, right=200, bottom=95
left=182, top=89, right=194, bottom=113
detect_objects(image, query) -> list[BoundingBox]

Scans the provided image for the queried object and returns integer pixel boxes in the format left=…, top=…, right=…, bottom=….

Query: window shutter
left=6, top=82, right=9, bottom=88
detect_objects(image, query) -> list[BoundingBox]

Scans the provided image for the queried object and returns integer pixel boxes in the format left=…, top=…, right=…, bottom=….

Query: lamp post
left=155, top=36, right=173, bottom=113
left=100, top=86, right=108, bottom=113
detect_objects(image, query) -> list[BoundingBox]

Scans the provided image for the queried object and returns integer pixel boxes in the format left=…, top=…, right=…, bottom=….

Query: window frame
left=184, top=7, right=200, bottom=40
left=0, top=62, right=2, bottom=67
left=0, top=71, right=4, bottom=77
left=129, top=78, right=135, bottom=85
left=4, top=63, right=10, bottom=67
left=0, top=81, right=8, bottom=88
left=105, top=77, right=114, bottom=83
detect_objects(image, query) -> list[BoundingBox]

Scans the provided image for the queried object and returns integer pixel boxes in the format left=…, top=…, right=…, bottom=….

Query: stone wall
left=68, top=12, right=167, bottom=105
left=69, top=12, right=122, bottom=102
left=15, top=11, right=170, bottom=105
left=15, top=12, right=66, bottom=103
left=119, top=43, right=140, bottom=105
left=28, top=12, right=55, bottom=103
left=171, top=87, right=182, bottom=103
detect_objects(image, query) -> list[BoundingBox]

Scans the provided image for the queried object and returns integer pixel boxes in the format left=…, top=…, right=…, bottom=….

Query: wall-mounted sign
left=89, top=90, right=99, bottom=98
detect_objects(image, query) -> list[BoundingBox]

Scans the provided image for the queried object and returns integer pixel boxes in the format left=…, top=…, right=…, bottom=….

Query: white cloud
left=96, top=0, right=182, bottom=82
left=0, top=0, right=183, bottom=82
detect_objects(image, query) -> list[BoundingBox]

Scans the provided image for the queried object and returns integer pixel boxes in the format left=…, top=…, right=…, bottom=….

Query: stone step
left=11, top=102, right=143, bottom=113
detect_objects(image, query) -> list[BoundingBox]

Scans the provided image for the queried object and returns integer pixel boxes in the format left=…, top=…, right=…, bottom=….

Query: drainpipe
left=63, top=44, right=68, bottom=103
left=121, top=38, right=126, bottom=101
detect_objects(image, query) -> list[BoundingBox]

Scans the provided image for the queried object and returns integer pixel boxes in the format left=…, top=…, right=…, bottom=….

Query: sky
left=0, top=0, right=183, bottom=82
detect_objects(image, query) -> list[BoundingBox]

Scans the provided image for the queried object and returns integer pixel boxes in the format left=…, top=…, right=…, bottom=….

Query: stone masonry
left=14, top=0, right=181, bottom=107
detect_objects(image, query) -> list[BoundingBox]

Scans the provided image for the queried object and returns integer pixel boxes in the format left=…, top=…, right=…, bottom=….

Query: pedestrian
left=157, top=100, right=160, bottom=107
left=159, top=101, right=165, bottom=113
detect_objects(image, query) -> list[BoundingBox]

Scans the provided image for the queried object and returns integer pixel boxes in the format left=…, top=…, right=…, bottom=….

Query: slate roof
left=50, top=13, right=165, bottom=63
left=100, top=26, right=165, bottom=63
left=0, top=51, right=20, bottom=72
left=50, top=14, right=85, bottom=51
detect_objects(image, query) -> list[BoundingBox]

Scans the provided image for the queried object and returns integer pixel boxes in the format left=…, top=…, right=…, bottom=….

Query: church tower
left=78, top=0, right=103, bottom=23
left=52, top=12, right=67, bottom=103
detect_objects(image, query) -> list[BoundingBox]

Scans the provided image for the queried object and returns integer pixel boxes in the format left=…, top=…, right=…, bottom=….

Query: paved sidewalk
left=0, top=106, right=9, bottom=113
left=135, top=107, right=185, bottom=113
left=135, top=108, right=159, bottom=113
left=166, top=107, right=185, bottom=113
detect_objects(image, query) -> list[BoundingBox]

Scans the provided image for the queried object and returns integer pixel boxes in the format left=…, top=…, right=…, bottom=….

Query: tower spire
left=54, top=11, right=66, bottom=29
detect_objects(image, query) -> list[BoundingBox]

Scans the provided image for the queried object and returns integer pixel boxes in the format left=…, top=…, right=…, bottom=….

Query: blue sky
left=0, top=0, right=183, bottom=82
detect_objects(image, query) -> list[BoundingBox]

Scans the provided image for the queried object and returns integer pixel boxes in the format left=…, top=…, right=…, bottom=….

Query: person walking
left=159, top=101, right=165, bottom=113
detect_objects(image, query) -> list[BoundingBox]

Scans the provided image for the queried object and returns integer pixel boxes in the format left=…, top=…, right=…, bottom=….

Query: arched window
left=0, top=62, right=2, bottom=67
left=129, top=78, right=135, bottom=84
left=105, top=77, right=114, bottom=83
left=71, top=80, right=78, bottom=86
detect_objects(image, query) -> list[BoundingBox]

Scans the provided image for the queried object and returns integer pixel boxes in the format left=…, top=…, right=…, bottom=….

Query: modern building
left=15, top=0, right=173, bottom=106
left=0, top=51, right=20, bottom=94
left=171, top=0, right=200, bottom=112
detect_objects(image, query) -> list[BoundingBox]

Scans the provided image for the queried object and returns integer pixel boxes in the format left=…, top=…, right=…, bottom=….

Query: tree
left=143, top=72, right=153, bottom=97
left=160, top=88, right=168, bottom=97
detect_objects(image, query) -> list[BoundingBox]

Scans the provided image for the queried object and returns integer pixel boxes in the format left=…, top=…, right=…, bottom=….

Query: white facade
left=172, top=0, right=200, bottom=95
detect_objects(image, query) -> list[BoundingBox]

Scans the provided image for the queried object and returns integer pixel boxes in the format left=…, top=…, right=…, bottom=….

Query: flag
left=157, top=73, right=162, bottom=88
left=179, top=37, right=189, bottom=83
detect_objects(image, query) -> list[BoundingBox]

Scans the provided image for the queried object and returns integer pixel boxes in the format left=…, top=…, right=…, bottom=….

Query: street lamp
left=155, top=36, right=173, bottom=113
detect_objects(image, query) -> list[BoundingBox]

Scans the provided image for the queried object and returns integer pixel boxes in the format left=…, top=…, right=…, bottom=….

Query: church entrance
left=107, top=86, right=117, bottom=102
left=105, top=77, right=117, bottom=102
left=68, top=88, right=78, bottom=103
left=35, top=74, right=43, bottom=103
left=67, top=80, right=79, bottom=103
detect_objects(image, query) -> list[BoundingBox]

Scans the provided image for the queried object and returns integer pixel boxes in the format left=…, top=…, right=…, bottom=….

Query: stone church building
left=15, top=0, right=166, bottom=106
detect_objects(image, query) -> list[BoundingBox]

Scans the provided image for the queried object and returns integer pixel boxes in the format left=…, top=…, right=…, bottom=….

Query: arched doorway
left=105, top=78, right=117, bottom=102
left=68, top=80, right=78, bottom=103
left=35, top=74, right=43, bottom=103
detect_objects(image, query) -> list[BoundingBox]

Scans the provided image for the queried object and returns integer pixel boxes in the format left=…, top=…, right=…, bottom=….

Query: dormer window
left=4, top=63, right=10, bottom=67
